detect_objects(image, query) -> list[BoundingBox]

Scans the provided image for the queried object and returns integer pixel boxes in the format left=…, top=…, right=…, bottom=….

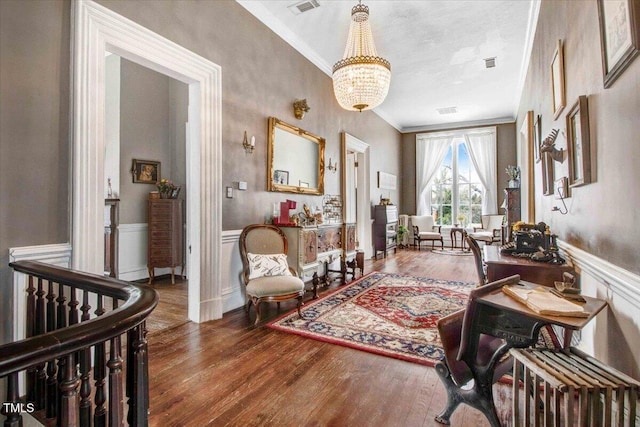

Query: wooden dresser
left=373, top=205, right=398, bottom=259
left=147, top=199, right=183, bottom=284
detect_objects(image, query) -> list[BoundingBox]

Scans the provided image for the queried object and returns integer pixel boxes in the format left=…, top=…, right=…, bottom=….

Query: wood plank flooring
left=146, top=248, right=513, bottom=426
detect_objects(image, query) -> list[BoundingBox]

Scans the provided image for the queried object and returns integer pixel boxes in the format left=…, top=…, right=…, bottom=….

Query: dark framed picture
left=541, top=152, right=554, bottom=196
left=534, top=114, right=542, bottom=163
left=566, top=96, right=591, bottom=188
left=550, top=40, right=566, bottom=119
left=274, top=169, right=289, bottom=185
left=132, top=159, right=160, bottom=184
left=597, top=0, right=640, bottom=88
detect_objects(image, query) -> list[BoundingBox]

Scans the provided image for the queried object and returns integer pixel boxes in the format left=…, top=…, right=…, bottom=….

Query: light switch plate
left=238, top=181, right=247, bottom=190
left=226, top=187, right=233, bottom=198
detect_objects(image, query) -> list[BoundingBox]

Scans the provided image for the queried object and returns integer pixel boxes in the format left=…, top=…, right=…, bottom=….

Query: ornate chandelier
left=332, top=1, right=391, bottom=112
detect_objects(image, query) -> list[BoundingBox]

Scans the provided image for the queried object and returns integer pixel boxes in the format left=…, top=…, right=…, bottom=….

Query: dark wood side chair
left=434, top=275, right=519, bottom=426
left=466, top=233, right=487, bottom=287
left=239, top=224, right=305, bottom=326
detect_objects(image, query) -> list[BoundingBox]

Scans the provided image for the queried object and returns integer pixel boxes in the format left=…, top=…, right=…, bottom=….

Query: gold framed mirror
left=267, top=117, right=325, bottom=195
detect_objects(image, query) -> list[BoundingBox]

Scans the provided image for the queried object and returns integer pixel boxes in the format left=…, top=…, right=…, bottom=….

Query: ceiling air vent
left=484, top=57, right=497, bottom=68
left=437, top=106, right=458, bottom=115
left=288, top=0, right=321, bottom=15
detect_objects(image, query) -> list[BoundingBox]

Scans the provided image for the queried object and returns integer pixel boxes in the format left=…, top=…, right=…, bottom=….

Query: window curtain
left=415, top=134, right=454, bottom=216
left=464, top=128, right=497, bottom=214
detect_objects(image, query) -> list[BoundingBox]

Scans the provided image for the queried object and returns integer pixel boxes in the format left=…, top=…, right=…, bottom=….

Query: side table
left=450, top=227, right=467, bottom=250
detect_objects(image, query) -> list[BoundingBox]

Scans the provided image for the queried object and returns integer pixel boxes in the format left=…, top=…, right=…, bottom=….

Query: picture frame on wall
left=566, top=96, right=591, bottom=188
left=550, top=40, right=566, bottom=119
left=534, top=114, right=542, bottom=163
left=132, top=159, right=160, bottom=184
left=597, top=0, right=640, bottom=88
left=541, top=152, right=554, bottom=196
left=377, top=171, right=397, bottom=190
left=555, top=177, right=569, bottom=200
left=274, top=170, right=289, bottom=185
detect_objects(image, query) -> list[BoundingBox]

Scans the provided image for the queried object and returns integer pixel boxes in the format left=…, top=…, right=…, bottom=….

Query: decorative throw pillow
left=247, top=253, right=292, bottom=280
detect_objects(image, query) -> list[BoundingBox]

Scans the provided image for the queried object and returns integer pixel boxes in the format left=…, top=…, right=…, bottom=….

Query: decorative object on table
left=332, top=1, right=390, bottom=112
left=552, top=177, right=569, bottom=215
left=566, top=95, right=592, bottom=188
left=156, top=179, right=179, bottom=199
left=550, top=39, right=566, bottom=119
left=131, top=159, right=160, bottom=184
left=539, top=128, right=564, bottom=163
left=292, top=98, right=310, bottom=120
left=505, top=165, right=520, bottom=188
left=456, top=214, right=466, bottom=228
left=241, top=130, right=255, bottom=154
left=107, top=177, right=114, bottom=198
left=268, top=272, right=474, bottom=366
left=322, top=195, right=343, bottom=224
left=377, top=171, right=397, bottom=190
left=597, top=0, right=640, bottom=88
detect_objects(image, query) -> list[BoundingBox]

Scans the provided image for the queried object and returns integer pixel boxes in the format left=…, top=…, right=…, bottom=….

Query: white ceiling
left=237, top=0, right=540, bottom=132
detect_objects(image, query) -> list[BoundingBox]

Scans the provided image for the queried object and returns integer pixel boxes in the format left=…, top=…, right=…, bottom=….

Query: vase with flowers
left=157, top=178, right=178, bottom=199
left=505, top=165, right=520, bottom=188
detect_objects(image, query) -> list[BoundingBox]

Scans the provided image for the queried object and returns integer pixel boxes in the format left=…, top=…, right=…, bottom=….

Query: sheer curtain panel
left=415, top=134, right=454, bottom=216
left=464, top=128, right=497, bottom=214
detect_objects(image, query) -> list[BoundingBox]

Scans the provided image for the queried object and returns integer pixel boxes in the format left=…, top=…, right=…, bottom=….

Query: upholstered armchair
left=410, top=215, right=444, bottom=250
left=239, top=224, right=306, bottom=326
left=467, top=214, right=505, bottom=245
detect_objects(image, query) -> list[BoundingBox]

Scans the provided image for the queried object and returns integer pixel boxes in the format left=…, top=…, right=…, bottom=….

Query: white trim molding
left=71, top=0, right=222, bottom=323
left=221, top=229, right=246, bottom=313
left=559, top=240, right=640, bottom=308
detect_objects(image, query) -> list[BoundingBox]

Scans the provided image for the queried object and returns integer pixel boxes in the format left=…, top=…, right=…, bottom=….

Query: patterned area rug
left=431, top=249, right=473, bottom=256
left=267, top=272, right=474, bottom=366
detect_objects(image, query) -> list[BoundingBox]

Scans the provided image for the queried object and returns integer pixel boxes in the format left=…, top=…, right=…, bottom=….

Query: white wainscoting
left=221, top=230, right=246, bottom=313
left=559, top=240, right=640, bottom=378
left=118, top=223, right=184, bottom=282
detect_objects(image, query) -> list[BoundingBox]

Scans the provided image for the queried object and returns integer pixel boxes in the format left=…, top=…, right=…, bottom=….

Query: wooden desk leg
left=563, top=329, right=573, bottom=348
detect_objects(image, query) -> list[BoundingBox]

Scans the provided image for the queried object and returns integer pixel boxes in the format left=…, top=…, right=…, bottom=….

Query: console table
left=483, top=245, right=574, bottom=287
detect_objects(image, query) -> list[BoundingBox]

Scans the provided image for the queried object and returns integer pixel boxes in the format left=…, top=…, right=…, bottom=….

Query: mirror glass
left=268, top=117, right=325, bottom=195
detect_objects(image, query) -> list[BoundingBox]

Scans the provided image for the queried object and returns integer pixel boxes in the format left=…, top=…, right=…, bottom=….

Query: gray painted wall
left=517, top=0, right=640, bottom=275
left=401, top=122, right=517, bottom=215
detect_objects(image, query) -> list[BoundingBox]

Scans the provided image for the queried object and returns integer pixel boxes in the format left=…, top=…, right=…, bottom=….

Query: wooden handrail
left=0, top=260, right=158, bottom=377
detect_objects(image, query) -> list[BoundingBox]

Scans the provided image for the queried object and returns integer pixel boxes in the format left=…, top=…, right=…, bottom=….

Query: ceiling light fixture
left=332, top=1, right=391, bottom=112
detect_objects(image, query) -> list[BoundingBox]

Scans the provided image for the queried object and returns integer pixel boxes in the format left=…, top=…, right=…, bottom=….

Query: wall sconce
left=540, top=128, right=564, bottom=163
left=326, top=157, right=337, bottom=173
left=293, top=99, right=310, bottom=120
left=242, top=131, right=255, bottom=154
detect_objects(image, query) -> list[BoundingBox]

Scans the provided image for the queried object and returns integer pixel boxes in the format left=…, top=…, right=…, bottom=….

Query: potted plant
left=397, top=224, right=408, bottom=248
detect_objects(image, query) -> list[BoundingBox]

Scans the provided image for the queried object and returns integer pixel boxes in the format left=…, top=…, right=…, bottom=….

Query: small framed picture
left=132, top=159, right=160, bottom=184
left=597, top=0, right=640, bottom=88
left=566, top=96, right=591, bottom=187
left=274, top=170, right=289, bottom=185
left=541, top=152, right=554, bottom=196
left=298, top=181, right=309, bottom=188
left=550, top=40, right=566, bottom=119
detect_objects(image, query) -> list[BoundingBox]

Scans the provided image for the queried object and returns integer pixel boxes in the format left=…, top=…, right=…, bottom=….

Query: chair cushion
left=247, top=253, right=292, bottom=280
left=468, top=231, right=493, bottom=242
left=418, top=232, right=442, bottom=239
left=246, top=275, right=305, bottom=298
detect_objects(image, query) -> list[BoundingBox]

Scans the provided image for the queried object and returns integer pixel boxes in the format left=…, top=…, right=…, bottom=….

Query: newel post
left=127, top=323, right=150, bottom=426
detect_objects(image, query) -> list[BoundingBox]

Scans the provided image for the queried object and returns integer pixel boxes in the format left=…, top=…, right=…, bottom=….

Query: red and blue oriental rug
left=267, top=272, right=474, bottom=366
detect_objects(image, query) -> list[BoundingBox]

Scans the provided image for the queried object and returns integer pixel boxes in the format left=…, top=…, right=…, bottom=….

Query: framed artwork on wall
left=566, top=96, right=591, bottom=187
left=377, top=171, right=397, bottom=190
left=274, top=170, right=289, bottom=185
left=555, top=177, right=569, bottom=200
left=550, top=40, right=566, bottom=119
left=597, top=0, right=640, bottom=88
left=534, top=114, right=542, bottom=163
left=132, top=159, right=160, bottom=184
left=541, top=152, right=554, bottom=196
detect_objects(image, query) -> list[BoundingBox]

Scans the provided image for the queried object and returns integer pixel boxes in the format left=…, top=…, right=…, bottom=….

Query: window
left=430, top=139, right=483, bottom=226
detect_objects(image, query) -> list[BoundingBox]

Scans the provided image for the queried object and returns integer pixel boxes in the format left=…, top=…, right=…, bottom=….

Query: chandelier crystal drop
left=332, top=1, right=391, bottom=112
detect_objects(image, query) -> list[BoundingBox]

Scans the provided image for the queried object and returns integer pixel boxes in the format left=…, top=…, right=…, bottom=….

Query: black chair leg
left=434, top=361, right=462, bottom=425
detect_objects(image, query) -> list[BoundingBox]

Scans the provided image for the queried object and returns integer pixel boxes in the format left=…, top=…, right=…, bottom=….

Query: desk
left=483, top=245, right=574, bottom=286
left=476, top=281, right=607, bottom=347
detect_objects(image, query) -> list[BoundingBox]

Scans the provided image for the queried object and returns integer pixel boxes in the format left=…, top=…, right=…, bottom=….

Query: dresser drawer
left=149, top=229, right=172, bottom=240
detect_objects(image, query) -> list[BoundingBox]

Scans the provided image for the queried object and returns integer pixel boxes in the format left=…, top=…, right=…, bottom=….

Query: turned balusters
left=108, top=298, right=125, bottom=427
left=25, top=276, right=36, bottom=404
left=34, top=277, right=46, bottom=410
left=127, top=322, right=150, bottom=426
left=94, top=295, right=107, bottom=427
left=45, top=280, right=58, bottom=419
left=79, top=290, right=92, bottom=426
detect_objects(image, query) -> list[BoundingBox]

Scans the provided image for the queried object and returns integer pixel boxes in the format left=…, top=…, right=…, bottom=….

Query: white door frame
left=342, top=133, right=372, bottom=259
left=71, top=0, right=223, bottom=322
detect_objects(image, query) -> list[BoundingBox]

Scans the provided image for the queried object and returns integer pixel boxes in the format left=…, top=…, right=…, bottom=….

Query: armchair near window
left=239, top=224, right=306, bottom=326
left=468, top=214, right=504, bottom=245
left=410, top=215, right=444, bottom=250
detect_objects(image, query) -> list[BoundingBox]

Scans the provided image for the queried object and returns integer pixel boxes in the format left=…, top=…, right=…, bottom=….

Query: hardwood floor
left=146, top=248, right=513, bottom=426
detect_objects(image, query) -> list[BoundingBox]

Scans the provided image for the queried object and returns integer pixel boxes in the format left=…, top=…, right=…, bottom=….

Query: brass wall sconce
left=540, top=128, right=564, bottom=163
left=326, top=157, right=337, bottom=173
left=293, top=99, right=310, bottom=120
left=242, top=131, right=255, bottom=154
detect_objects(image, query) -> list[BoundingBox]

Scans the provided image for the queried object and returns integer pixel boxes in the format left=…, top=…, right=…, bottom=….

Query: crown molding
left=402, top=116, right=515, bottom=134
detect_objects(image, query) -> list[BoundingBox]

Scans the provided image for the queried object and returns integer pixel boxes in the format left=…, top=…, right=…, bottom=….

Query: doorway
left=72, top=0, right=223, bottom=323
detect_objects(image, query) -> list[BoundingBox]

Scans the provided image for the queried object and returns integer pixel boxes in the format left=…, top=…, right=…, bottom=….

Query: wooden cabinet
left=373, top=205, right=398, bottom=259
left=503, top=188, right=521, bottom=242
left=147, top=199, right=183, bottom=284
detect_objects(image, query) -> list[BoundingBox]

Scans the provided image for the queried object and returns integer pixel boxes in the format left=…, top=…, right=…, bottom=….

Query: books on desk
left=502, top=285, right=589, bottom=318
